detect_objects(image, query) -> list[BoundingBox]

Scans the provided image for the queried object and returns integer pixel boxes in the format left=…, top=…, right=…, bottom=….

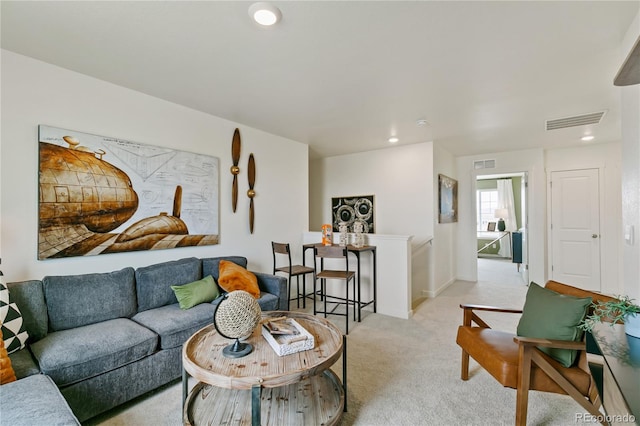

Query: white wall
left=456, top=149, right=547, bottom=284
left=545, top=143, right=622, bottom=296
left=620, top=11, right=640, bottom=301
left=309, top=142, right=434, bottom=302
left=430, top=144, right=457, bottom=297
left=0, top=50, right=309, bottom=281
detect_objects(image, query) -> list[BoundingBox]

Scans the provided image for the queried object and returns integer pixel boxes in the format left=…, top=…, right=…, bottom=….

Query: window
left=477, top=189, right=498, bottom=231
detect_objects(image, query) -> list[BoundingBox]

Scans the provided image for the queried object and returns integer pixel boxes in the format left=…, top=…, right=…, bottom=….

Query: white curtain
left=497, top=179, right=517, bottom=257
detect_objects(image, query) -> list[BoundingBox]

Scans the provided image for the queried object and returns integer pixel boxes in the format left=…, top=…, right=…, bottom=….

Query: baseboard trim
left=422, top=277, right=456, bottom=298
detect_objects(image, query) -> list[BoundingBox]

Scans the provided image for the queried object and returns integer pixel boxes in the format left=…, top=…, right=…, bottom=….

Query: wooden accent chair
left=456, top=280, right=616, bottom=425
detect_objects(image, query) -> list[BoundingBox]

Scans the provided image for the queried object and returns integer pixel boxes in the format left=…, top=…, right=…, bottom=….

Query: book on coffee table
left=262, top=318, right=315, bottom=356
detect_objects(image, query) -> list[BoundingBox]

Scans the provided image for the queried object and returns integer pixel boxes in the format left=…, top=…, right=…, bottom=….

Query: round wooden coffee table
left=182, top=311, right=345, bottom=426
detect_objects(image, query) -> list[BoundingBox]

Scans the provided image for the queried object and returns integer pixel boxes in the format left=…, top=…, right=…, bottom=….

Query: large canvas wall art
left=38, top=125, right=219, bottom=259
left=438, top=174, right=458, bottom=223
left=331, top=195, right=375, bottom=233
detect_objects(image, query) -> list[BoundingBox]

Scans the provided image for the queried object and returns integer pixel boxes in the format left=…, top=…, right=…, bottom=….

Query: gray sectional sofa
left=4, top=256, right=286, bottom=424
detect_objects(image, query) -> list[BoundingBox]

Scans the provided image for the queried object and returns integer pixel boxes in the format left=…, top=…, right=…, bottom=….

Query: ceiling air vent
left=473, top=159, right=496, bottom=170
left=545, top=111, right=606, bottom=131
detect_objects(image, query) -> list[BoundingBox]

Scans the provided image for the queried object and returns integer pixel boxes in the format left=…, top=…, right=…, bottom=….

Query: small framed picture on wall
left=438, top=174, right=458, bottom=223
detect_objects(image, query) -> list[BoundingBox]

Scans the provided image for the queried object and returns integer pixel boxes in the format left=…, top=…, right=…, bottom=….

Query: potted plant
left=580, top=295, right=640, bottom=338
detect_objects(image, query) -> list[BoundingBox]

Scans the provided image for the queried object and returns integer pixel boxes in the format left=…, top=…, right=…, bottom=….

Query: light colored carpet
left=89, top=259, right=594, bottom=425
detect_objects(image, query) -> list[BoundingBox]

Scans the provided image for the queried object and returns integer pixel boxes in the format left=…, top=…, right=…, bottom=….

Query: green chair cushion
left=517, top=282, right=592, bottom=367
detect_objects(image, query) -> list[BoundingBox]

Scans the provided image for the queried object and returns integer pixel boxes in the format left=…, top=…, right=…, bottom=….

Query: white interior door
left=520, top=173, right=529, bottom=284
left=550, top=169, right=601, bottom=291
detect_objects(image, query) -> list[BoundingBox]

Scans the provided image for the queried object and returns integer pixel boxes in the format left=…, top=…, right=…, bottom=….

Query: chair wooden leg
left=461, top=349, right=470, bottom=380
left=531, top=351, right=605, bottom=421
left=516, top=344, right=532, bottom=426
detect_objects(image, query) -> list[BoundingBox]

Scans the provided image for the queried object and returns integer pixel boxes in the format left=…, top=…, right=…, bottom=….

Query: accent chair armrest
left=460, top=303, right=523, bottom=314
left=459, top=304, right=523, bottom=327
left=513, top=335, right=586, bottom=351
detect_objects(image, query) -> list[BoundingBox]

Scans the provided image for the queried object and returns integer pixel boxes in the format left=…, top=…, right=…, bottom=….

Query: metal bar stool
left=313, top=245, right=356, bottom=334
left=271, top=242, right=315, bottom=310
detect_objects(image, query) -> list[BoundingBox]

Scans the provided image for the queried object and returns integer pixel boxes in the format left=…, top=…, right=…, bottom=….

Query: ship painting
left=38, top=125, right=219, bottom=259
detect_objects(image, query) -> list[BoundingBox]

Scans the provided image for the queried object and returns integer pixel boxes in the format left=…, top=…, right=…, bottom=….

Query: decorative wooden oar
left=173, top=185, right=182, bottom=218
left=247, top=153, right=256, bottom=234
left=231, top=128, right=241, bottom=213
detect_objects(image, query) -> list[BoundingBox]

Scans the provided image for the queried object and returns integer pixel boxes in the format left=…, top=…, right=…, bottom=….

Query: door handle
left=592, top=234, right=599, bottom=238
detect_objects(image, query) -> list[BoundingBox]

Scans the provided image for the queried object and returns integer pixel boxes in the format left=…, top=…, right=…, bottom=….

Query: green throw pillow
left=171, top=275, right=220, bottom=310
left=516, top=282, right=592, bottom=367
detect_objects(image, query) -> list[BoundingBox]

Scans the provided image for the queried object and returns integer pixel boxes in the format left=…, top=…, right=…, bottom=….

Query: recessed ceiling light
left=388, top=137, right=399, bottom=143
left=248, top=2, right=282, bottom=26
left=581, top=135, right=595, bottom=142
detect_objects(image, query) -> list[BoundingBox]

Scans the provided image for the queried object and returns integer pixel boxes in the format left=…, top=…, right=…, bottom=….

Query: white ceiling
left=2, top=1, right=638, bottom=159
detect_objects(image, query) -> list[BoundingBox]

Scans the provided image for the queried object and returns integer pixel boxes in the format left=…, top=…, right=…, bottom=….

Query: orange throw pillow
left=0, top=329, right=16, bottom=384
left=217, top=260, right=260, bottom=299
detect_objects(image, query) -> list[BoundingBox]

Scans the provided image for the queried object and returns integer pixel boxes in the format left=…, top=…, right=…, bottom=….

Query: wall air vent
left=545, top=111, right=606, bottom=131
left=473, top=159, right=496, bottom=170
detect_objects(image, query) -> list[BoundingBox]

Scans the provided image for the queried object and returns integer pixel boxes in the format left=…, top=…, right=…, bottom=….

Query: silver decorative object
left=339, top=222, right=349, bottom=246
left=352, top=220, right=365, bottom=248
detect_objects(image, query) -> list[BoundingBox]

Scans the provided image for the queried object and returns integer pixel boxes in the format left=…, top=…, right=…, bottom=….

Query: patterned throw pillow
left=0, top=281, right=29, bottom=354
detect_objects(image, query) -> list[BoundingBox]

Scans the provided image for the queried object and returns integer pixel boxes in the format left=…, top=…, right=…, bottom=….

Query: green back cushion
left=516, top=282, right=592, bottom=367
left=171, top=275, right=220, bottom=310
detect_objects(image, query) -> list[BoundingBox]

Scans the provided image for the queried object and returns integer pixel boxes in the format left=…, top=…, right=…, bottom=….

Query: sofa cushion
left=30, top=318, right=157, bottom=386
left=0, top=374, right=80, bottom=426
left=202, top=256, right=247, bottom=282
left=517, top=282, right=592, bottom=367
left=132, top=302, right=217, bottom=350
left=217, top=260, right=260, bottom=298
left=0, top=282, right=29, bottom=354
left=135, top=257, right=202, bottom=312
left=171, top=275, right=220, bottom=310
left=6, top=280, right=48, bottom=342
left=43, top=268, right=136, bottom=331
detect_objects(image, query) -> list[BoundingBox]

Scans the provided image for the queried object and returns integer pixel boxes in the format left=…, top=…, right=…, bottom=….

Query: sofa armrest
left=1, top=374, right=81, bottom=425
left=253, top=272, right=287, bottom=310
left=7, top=280, right=48, bottom=342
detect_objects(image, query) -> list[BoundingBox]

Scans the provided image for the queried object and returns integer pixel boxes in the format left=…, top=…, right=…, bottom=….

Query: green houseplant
left=580, top=295, right=640, bottom=338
